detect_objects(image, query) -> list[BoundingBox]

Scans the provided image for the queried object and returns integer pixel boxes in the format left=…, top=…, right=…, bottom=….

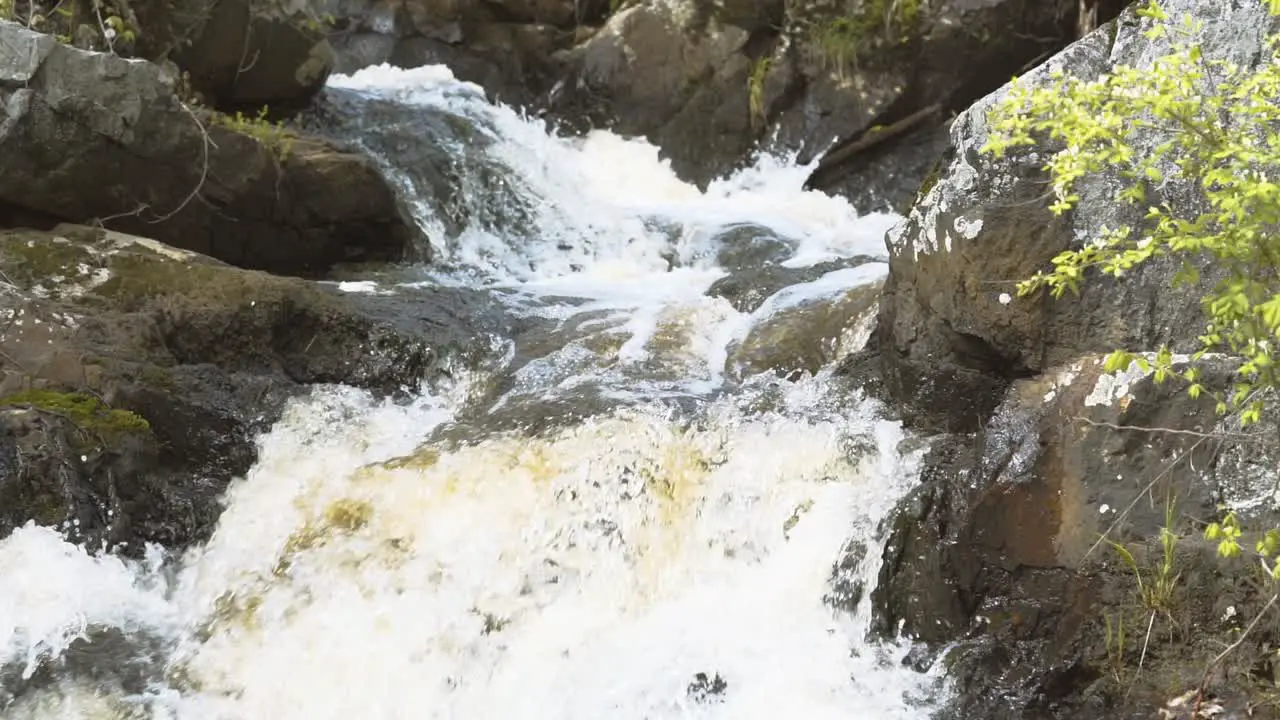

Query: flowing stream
left=0, top=64, right=949, bottom=718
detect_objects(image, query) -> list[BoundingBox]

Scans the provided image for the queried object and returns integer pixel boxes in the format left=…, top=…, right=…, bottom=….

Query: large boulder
left=860, top=1, right=1280, bottom=716
left=5, top=0, right=335, bottom=112
left=171, top=0, right=336, bottom=113
left=847, top=0, right=1280, bottom=433
left=0, top=21, right=414, bottom=277
left=0, top=226, right=502, bottom=553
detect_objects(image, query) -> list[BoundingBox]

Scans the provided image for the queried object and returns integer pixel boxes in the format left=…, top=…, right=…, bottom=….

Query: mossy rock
left=0, top=389, right=151, bottom=443
left=0, top=233, right=98, bottom=288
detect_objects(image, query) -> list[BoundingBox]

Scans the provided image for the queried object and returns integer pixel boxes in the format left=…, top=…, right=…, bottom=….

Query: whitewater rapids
left=0, top=63, right=949, bottom=719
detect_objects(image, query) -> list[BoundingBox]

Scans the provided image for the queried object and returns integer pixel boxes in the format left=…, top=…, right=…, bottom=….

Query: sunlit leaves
left=984, top=0, right=1280, bottom=427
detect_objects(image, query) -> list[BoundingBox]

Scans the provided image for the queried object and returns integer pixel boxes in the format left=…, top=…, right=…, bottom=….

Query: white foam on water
left=0, top=525, right=175, bottom=680
left=327, top=63, right=899, bottom=287
left=0, top=63, right=947, bottom=719
left=158, top=376, right=939, bottom=720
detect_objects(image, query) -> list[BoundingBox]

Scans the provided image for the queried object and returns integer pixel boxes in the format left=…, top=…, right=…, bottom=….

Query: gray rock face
left=852, top=0, right=1280, bottom=433
left=0, top=21, right=415, bottom=277
left=873, top=357, right=1280, bottom=718
left=862, top=2, right=1280, bottom=716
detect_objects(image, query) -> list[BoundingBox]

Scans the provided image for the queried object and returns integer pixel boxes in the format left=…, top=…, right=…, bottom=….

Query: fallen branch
left=1074, top=416, right=1266, bottom=443
left=806, top=103, right=944, bottom=188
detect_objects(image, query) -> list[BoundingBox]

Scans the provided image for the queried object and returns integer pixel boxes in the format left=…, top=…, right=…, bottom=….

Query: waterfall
left=0, top=63, right=949, bottom=719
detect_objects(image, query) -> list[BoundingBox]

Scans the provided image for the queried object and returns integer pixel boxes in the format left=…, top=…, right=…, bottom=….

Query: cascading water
left=0, top=64, right=950, bottom=718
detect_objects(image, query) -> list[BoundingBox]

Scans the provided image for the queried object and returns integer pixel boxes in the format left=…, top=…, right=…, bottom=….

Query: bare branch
left=1074, top=416, right=1267, bottom=443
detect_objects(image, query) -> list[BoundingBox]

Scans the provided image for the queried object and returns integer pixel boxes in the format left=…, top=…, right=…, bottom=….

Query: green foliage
left=1103, top=611, right=1128, bottom=682
left=747, top=56, right=771, bottom=130
left=211, top=106, right=295, bottom=162
left=808, top=0, right=921, bottom=79
left=0, top=0, right=12, bottom=19
left=1203, top=510, right=1280, bottom=583
left=983, top=0, right=1280, bottom=426
left=1106, top=496, right=1182, bottom=621
left=0, top=389, right=151, bottom=444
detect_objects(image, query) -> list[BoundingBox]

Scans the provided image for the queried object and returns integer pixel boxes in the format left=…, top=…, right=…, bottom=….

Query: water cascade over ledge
left=0, top=64, right=950, bottom=719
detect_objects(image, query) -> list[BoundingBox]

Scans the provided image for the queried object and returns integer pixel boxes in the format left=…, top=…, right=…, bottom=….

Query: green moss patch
left=0, top=389, right=151, bottom=442
left=0, top=234, right=98, bottom=288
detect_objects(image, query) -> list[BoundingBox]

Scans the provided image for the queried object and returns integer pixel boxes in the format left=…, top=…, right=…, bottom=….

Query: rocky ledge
left=315, top=0, right=1131, bottom=213
left=0, top=225, right=500, bottom=554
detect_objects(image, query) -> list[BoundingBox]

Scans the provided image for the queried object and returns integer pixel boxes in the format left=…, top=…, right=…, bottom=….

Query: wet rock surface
left=1, top=0, right=335, bottom=114
left=0, top=21, right=416, bottom=277
left=0, top=226, right=495, bottom=553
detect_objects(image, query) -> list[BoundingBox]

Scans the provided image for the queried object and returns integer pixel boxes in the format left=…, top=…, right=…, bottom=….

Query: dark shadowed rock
left=0, top=21, right=415, bottom=277
left=540, top=0, right=1125, bottom=213
left=172, top=0, right=335, bottom=113
left=0, top=226, right=500, bottom=553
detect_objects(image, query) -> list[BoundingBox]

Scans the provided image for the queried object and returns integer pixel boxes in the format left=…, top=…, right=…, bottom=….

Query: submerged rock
left=687, top=671, right=728, bottom=702
left=0, top=226, right=485, bottom=553
left=725, top=271, right=881, bottom=380
left=0, top=21, right=415, bottom=277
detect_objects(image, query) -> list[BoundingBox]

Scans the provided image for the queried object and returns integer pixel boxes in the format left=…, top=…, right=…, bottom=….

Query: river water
left=0, top=64, right=949, bottom=718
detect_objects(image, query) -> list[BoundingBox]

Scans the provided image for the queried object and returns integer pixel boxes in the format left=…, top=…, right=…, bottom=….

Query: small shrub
left=983, top=0, right=1280, bottom=426
left=807, top=0, right=921, bottom=79
left=211, top=106, right=295, bottom=163
left=747, top=56, right=771, bottom=129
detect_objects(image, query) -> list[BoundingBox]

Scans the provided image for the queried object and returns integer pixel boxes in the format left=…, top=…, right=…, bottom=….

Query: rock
left=871, top=354, right=1280, bottom=718
left=710, top=223, right=796, bottom=271
left=0, top=21, right=415, bottom=277
left=863, top=4, right=1280, bottom=715
left=309, top=84, right=541, bottom=242
left=385, top=24, right=571, bottom=107
left=823, top=538, right=868, bottom=613
left=172, top=0, right=336, bottom=113
left=0, top=226, right=494, bottom=553
left=724, top=266, right=883, bottom=379
left=316, top=0, right=581, bottom=106
left=851, top=1, right=1280, bottom=433
left=547, top=1, right=754, bottom=184
left=687, top=671, right=728, bottom=702
left=707, top=255, right=877, bottom=313
left=5, top=0, right=335, bottom=113
left=539, top=0, right=1126, bottom=211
